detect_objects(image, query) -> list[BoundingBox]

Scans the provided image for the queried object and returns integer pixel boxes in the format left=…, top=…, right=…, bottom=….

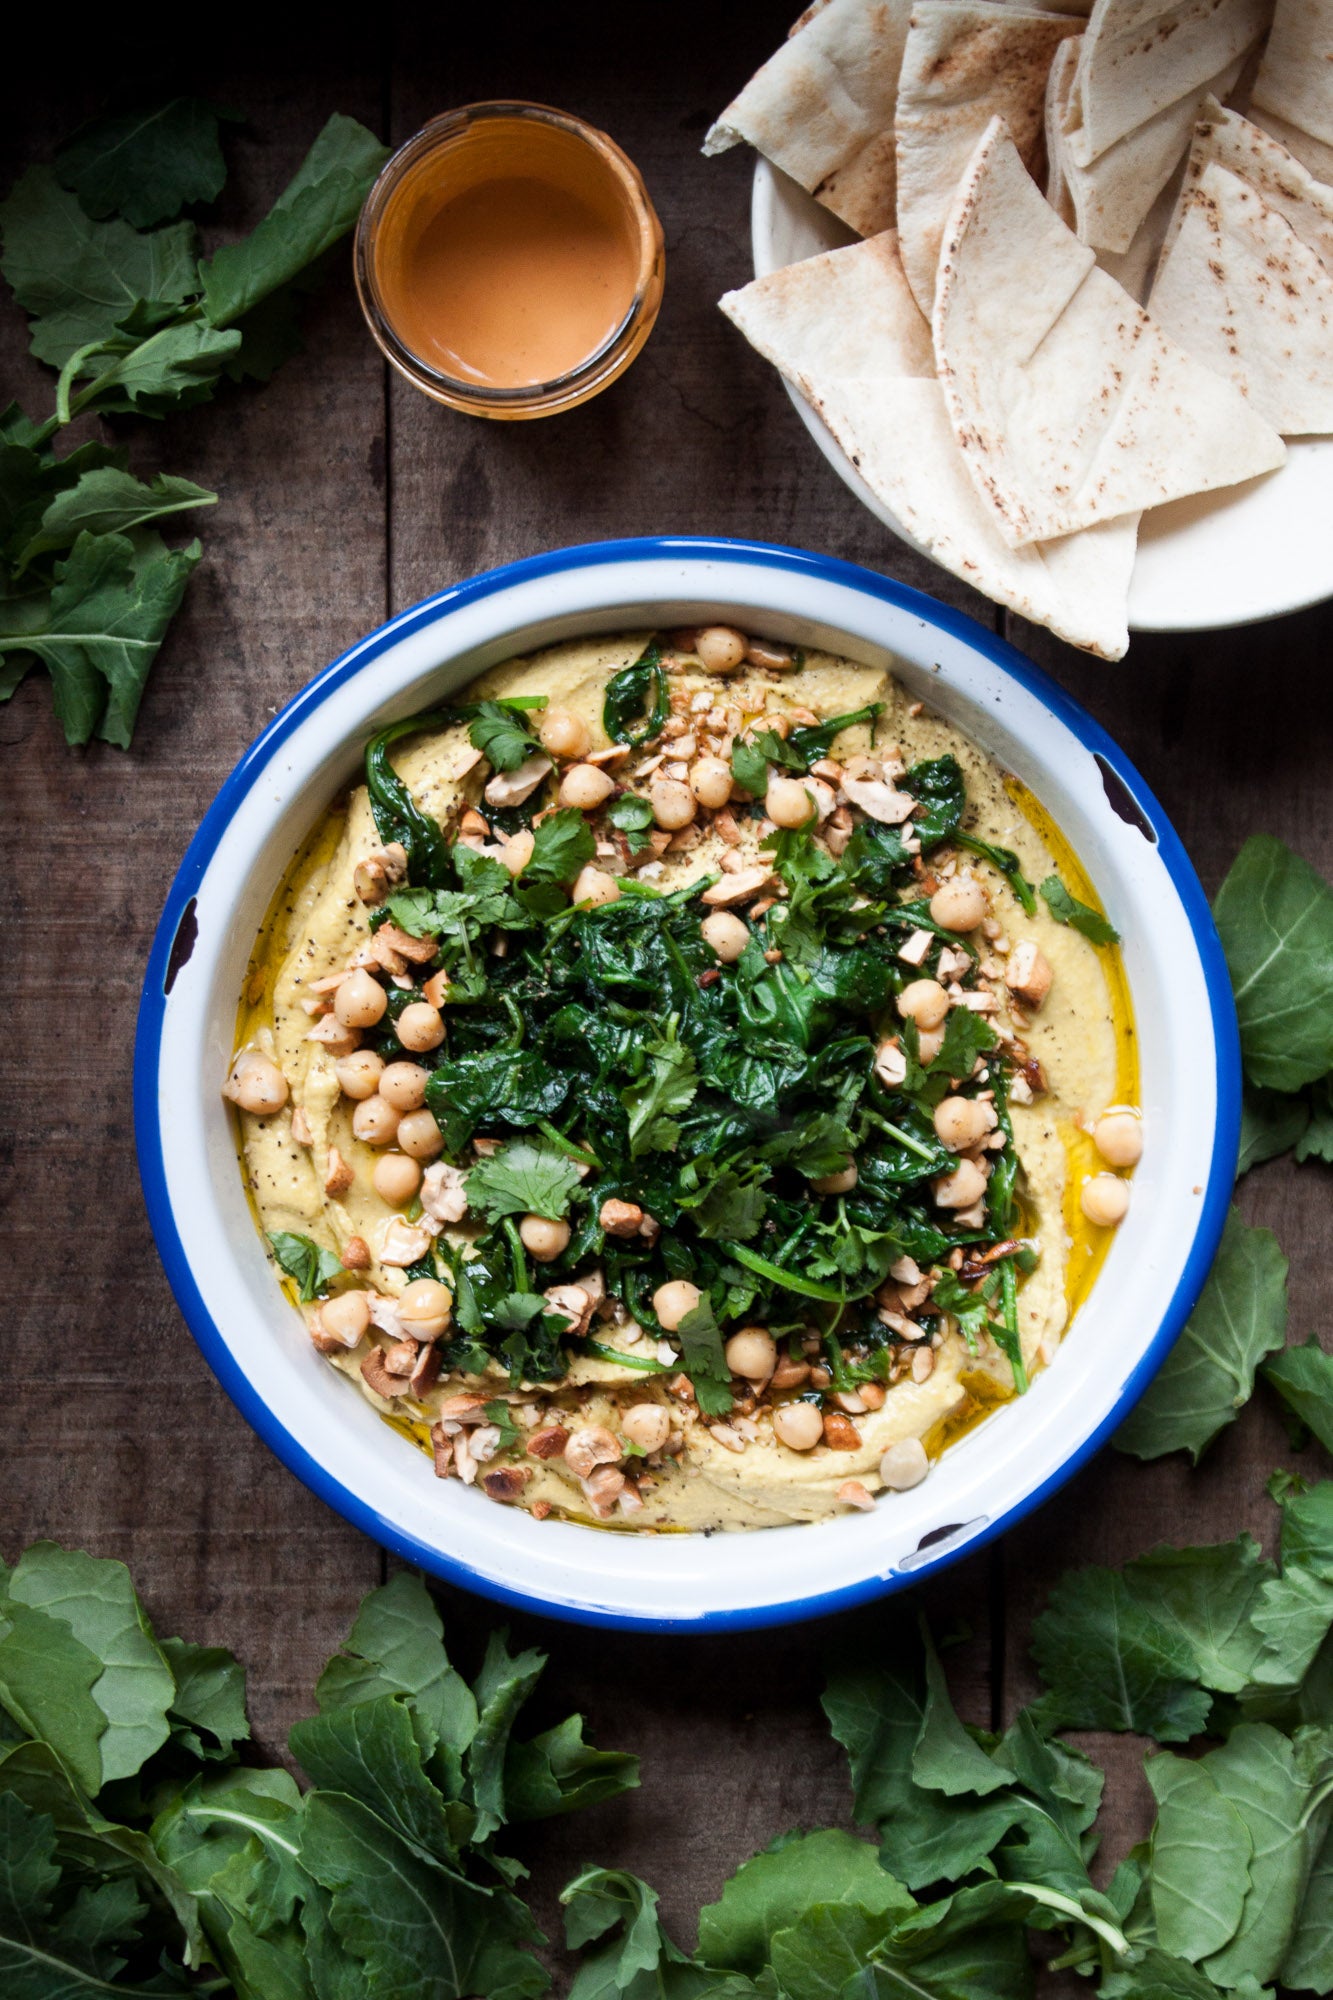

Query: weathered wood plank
left=0, top=55, right=391, bottom=1758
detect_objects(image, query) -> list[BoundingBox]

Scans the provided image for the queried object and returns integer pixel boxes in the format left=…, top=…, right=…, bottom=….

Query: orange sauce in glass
left=371, top=114, right=643, bottom=391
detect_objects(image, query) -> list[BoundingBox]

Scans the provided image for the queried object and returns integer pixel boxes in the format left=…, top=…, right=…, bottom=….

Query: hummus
left=228, top=625, right=1136, bottom=1533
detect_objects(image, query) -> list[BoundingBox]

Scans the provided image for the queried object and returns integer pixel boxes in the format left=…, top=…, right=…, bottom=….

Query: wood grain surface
left=2, top=6, right=1329, bottom=1982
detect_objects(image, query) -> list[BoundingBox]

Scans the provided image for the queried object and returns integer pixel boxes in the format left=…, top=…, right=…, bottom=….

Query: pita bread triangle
left=1150, top=159, right=1333, bottom=433
left=1251, top=0, right=1333, bottom=153
left=1162, top=98, right=1333, bottom=272
left=894, top=1, right=1082, bottom=314
left=704, top=0, right=914, bottom=236
left=718, top=234, right=1137, bottom=658
left=1068, top=0, right=1270, bottom=168
left=933, top=117, right=1286, bottom=547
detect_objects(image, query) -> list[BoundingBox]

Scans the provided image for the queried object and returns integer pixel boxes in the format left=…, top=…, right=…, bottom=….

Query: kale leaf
left=603, top=640, right=668, bottom=745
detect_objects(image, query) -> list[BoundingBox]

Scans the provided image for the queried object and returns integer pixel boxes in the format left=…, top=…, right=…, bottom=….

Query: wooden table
left=4, top=7, right=1329, bottom=1980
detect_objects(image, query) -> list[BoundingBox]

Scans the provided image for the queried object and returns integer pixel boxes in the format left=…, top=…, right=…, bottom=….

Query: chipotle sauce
left=356, top=104, right=664, bottom=418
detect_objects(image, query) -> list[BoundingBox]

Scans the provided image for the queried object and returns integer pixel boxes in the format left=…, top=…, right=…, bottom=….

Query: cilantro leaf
left=684, top=1169, right=768, bottom=1240
left=1039, top=874, right=1119, bottom=944
left=527, top=807, right=596, bottom=883
left=467, top=700, right=544, bottom=773
left=621, top=1022, right=698, bottom=1157
left=268, top=1230, right=343, bottom=1302
left=1215, top=835, right=1333, bottom=1093
left=1116, top=1208, right=1288, bottom=1463
left=730, top=734, right=772, bottom=798
left=467, top=1138, right=583, bottom=1223
left=674, top=1298, right=733, bottom=1417
left=607, top=793, right=656, bottom=856
left=55, top=99, right=235, bottom=229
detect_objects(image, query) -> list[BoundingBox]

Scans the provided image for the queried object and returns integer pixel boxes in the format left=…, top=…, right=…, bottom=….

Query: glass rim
left=354, top=100, right=665, bottom=413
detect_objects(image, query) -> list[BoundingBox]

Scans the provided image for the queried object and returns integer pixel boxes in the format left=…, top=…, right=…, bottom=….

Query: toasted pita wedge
left=719, top=235, right=1137, bottom=658
left=894, top=1, right=1082, bottom=313
left=1249, top=109, right=1333, bottom=184
left=703, top=0, right=914, bottom=235
left=1251, top=0, right=1333, bottom=152
left=1163, top=99, right=1333, bottom=271
left=720, top=233, right=935, bottom=378
left=1150, top=160, right=1333, bottom=433
left=1048, top=36, right=1246, bottom=251
left=933, top=119, right=1286, bottom=546
left=1069, top=0, right=1270, bottom=168
left=1095, top=173, right=1183, bottom=299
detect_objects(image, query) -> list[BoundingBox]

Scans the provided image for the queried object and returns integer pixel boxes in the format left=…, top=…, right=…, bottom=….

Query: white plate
left=752, top=158, right=1333, bottom=634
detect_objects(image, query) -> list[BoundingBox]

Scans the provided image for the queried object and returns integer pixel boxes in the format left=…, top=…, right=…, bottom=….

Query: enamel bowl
left=136, top=538, right=1240, bottom=1630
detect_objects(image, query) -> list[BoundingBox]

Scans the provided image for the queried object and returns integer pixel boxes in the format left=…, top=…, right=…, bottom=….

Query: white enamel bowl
left=753, top=159, right=1333, bottom=634
left=136, top=538, right=1240, bottom=1631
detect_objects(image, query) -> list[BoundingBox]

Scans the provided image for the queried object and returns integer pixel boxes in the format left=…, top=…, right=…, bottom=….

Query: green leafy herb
left=674, top=1297, right=734, bottom=1417
left=529, top=806, right=597, bottom=883
left=467, top=1138, right=584, bottom=1224
left=268, top=1230, right=344, bottom=1303
left=1040, top=874, right=1120, bottom=944
left=954, top=833, right=1038, bottom=915
left=608, top=793, right=657, bottom=856
left=0, top=1552, right=636, bottom=1997
left=603, top=639, right=668, bottom=746
left=55, top=98, right=237, bottom=228
left=365, top=712, right=455, bottom=887
left=621, top=1020, right=698, bottom=1157
left=1215, top=835, right=1333, bottom=1094
left=1115, top=1209, right=1288, bottom=1463
left=1265, top=1341, right=1333, bottom=1456
left=468, top=698, right=546, bottom=773
left=0, top=105, right=387, bottom=747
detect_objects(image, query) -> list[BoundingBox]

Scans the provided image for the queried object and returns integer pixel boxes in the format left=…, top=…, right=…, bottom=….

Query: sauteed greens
left=363, top=698, right=1037, bottom=1401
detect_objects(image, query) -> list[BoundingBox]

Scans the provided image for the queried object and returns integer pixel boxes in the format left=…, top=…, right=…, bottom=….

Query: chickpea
left=897, top=979, right=950, bottom=1031
left=317, top=1289, right=371, bottom=1346
left=379, top=1061, right=429, bottom=1112
left=1093, top=1108, right=1143, bottom=1168
left=653, top=1279, right=702, bottom=1330
left=396, top=1001, right=445, bottom=1053
left=501, top=828, right=535, bottom=876
left=933, top=1096, right=997, bottom=1150
left=773, top=1401, right=825, bottom=1451
left=224, top=1051, right=289, bottom=1115
left=695, top=625, right=748, bottom=674
left=335, top=1049, right=385, bottom=1101
left=559, top=763, right=616, bottom=811
left=648, top=776, right=697, bottom=831
left=335, top=968, right=388, bottom=1029
left=571, top=864, right=622, bottom=907
left=621, top=1402, right=671, bottom=1453
left=352, top=1095, right=400, bottom=1147
left=701, top=910, right=749, bottom=962
left=725, top=1326, right=777, bottom=1383
left=879, top=1437, right=930, bottom=1491
left=690, top=756, right=734, bottom=809
left=373, top=1152, right=422, bottom=1206
left=538, top=708, right=591, bottom=761
left=519, top=1214, right=571, bottom=1261
left=766, top=775, right=815, bottom=829
left=812, top=1159, right=858, bottom=1195
left=1081, top=1173, right=1131, bottom=1227
left=397, top=1108, right=444, bottom=1161
left=929, top=876, right=989, bottom=932
left=399, top=1276, right=454, bottom=1340
left=933, top=1158, right=988, bottom=1209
